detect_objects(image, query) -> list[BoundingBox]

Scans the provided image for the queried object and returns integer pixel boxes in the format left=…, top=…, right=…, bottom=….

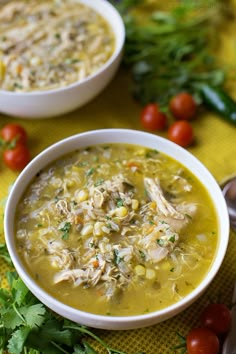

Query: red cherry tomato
left=169, top=92, right=197, bottom=120
left=168, top=120, right=194, bottom=147
left=187, top=327, right=220, bottom=354
left=1, top=123, right=28, bottom=145
left=200, top=303, right=232, bottom=335
left=141, top=103, right=168, bottom=131
left=3, top=144, right=30, bottom=171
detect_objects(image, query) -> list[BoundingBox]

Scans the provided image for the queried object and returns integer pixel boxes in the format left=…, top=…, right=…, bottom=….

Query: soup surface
left=15, top=144, right=218, bottom=316
left=0, top=0, right=114, bottom=91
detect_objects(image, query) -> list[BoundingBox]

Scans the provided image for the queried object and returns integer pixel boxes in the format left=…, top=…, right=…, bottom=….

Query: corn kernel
left=150, top=201, right=156, bottom=210
left=115, top=206, right=128, bottom=217
left=78, top=189, right=89, bottom=202
left=131, top=199, right=139, bottom=210
left=0, top=60, right=6, bottom=80
left=146, top=268, right=156, bottom=280
left=135, top=265, right=146, bottom=276
left=136, top=149, right=146, bottom=156
left=81, top=224, right=93, bottom=236
left=94, top=222, right=105, bottom=236
left=51, top=261, right=60, bottom=269
left=66, top=179, right=75, bottom=188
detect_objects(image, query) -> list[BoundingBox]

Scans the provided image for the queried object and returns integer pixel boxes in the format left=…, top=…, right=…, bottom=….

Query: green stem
left=13, top=303, right=26, bottom=324
left=51, top=341, right=69, bottom=354
left=63, top=325, right=127, bottom=354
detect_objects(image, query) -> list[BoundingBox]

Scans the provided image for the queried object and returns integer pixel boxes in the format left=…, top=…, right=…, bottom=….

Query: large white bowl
left=4, top=129, right=230, bottom=330
left=0, top=0, right=125, bottom=119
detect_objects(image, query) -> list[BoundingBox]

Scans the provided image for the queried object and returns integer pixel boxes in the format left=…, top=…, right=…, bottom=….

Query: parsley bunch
left=0, top=270, right=127, bottom=354
left=110, top=0, right=236, bottom=125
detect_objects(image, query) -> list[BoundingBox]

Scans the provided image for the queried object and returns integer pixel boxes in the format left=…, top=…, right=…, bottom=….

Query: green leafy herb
left=116, top=198, right=124, bottom=207
left=13, top=82, right=23, bottom=89
left=0, top=243, right=12, bottom=265
left=113, top=249, right=123, bottom=265
left=111, top=0, right=236, bottom=123
left=184, top=213, right=192, bottom=220
left=0, top=267, right=129, bottom=354
left=86, top=168, right=95, bottom=177
left=94, top=179, right=104, bottom=187
left=59, top=222, right=71, bottom=240
left=54, top=32, right=61, bottom=39
left=65, top=58, right=80, bottom=64
left=169, top=235, right=176, bottom=243
left=139, top=250, right=146, bottom=260
left=78, top=161, right=88, bottom=167
left=145, top=149, right=159, bottom=158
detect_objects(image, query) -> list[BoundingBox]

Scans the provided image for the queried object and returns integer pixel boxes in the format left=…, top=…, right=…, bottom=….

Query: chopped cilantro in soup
left=15, top=144, right=218, bottom=316
left=0, top=0, right=114, bottom=91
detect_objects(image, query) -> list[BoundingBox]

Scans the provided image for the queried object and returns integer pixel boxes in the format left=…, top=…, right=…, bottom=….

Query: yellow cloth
left=1, top=6, right=236, bottom=353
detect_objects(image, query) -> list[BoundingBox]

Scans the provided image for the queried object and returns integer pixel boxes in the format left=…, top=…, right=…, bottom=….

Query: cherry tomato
left=3, top=144, right=30, bottom=171
left=169, top=92, right=197, bottom=120
left=187, top=327, right=220, bottom=354
left=200, top=303, right=232, bottom=335
left=168, top=120, right=194, bottom=147
left=141, top=103, right=168, bottom=131
left=1, top=123, right=28, bottom=145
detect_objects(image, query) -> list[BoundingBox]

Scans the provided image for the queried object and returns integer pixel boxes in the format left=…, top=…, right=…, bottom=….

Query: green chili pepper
left=198, top=83, right=236, bottom=125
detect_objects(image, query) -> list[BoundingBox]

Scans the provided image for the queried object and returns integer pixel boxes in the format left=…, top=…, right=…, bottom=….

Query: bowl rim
left=4, top=129, right=230, bottom=329
left=0, top=0, right=125, bottom=97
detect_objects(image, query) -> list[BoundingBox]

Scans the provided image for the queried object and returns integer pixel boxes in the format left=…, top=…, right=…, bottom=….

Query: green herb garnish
left=110, top=0, right=236, bottom=124
left=59, top=222, right=71, bottom=240
left=86, top=168, right=95, bottom=177
left=94, top=179, right=104, bottom=187
left=139, top=250, right=146, bottom=260
left=0, top=270, right=128, bottom=354
left=113, top=249, right=123, bottom=265
left=169, top=235, right=176, bottom=243
left=116, top=198, right=124, bottom=207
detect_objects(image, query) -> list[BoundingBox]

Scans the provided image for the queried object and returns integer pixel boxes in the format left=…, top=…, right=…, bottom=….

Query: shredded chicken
left=16, top=144, right=203, bottom=304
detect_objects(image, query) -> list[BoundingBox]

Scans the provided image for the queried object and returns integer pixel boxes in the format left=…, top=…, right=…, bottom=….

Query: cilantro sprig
left=0, top=247, right=130, bottom=354
left=0, top=271, right=128, bottom=354
left=59, top=222, right=71, bottom=240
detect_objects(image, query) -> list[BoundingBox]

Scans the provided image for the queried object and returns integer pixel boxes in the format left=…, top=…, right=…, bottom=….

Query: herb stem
left=51, top=341, right=69, bottom=354
left=63, top=325, right=127, bottom=354
left=12, top=302, right=26, bottom=324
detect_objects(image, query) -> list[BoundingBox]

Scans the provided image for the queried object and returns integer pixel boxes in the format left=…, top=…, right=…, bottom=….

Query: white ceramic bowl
left=0, top=0, right=125, bottom=119
left=4, top=129, right=230, bottom=330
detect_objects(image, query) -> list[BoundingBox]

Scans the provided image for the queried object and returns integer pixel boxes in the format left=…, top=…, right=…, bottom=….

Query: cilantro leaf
left=20, top=304, right=46, bottom=328
left=0, top=287, right=12, bottom=306
left=7, top=327, right=30, bottom=354
left=0, top=308, right=23, bottom=329
left=59, top=221, right=72, bottom=240
left=12, top=278, right=29, bottom=306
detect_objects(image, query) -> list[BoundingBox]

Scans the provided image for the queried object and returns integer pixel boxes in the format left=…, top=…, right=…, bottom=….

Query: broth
left=15, top=144, right=218, bottom=316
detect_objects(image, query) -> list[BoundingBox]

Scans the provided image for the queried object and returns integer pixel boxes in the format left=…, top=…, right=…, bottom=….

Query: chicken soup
left=0, top=0, right=114, bottom=91
left=15, top=144, right=218, bottom=316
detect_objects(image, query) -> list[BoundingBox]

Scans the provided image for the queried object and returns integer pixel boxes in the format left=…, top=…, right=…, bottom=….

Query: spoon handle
left=222, top=282, right=236, bottom=354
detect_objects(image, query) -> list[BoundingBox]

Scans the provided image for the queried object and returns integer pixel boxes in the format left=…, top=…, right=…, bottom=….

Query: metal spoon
left=221, top=176, right=236, bottom=353
left=222, top=176, right=236, bottom=231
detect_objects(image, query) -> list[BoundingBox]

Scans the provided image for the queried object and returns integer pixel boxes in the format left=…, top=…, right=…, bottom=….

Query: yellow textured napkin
left=1, top=5, right=236, bottom=354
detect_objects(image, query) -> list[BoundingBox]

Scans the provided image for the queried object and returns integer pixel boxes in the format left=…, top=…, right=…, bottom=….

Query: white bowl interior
left=4, top=129, right=230, bottom=329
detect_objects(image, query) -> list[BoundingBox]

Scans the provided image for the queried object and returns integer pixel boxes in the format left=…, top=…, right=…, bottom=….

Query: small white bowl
left=4, top=129, right=230, bottom=330
left=0, top=0, right=125, bottom=119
